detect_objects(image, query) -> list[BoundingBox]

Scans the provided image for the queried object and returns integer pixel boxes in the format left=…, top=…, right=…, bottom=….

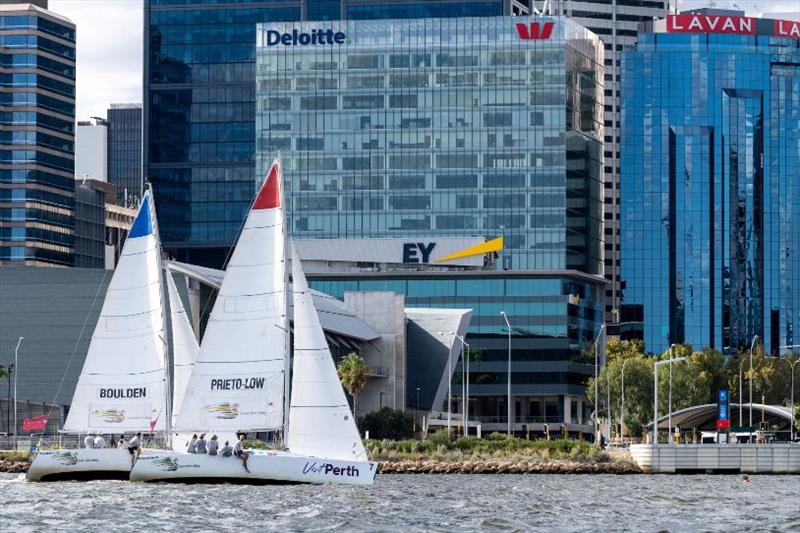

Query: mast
left=279, top=153, right=291, bottom=448
left=150, top=184, right=173, bottom=448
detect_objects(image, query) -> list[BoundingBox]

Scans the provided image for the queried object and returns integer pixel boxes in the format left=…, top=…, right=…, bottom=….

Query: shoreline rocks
left=377, top=459, right=642, bottom=475
left=0, top=459, right=30, bottom=474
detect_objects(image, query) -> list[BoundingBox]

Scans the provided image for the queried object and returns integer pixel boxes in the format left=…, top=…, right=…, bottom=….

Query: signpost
left=716, top=390, right=730, bottom=440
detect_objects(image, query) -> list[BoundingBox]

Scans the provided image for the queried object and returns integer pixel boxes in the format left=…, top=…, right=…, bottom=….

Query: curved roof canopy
left=649, top=404, right=793, bottom=431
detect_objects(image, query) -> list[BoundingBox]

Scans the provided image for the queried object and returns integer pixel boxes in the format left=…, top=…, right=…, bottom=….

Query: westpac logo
left=266, top=29, right=347, bottom=46
left=515, top=22, right=555, bottom=40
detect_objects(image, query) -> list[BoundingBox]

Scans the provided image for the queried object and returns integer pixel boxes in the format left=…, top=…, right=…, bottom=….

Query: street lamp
left=653, top=355, right=686, bottom=444
left=592, top=325, right=606, bottom=445
left=778, top=345, right=800, bottom=441
left=5, top=363, right=14, bottom=436
left=668, top=344, right=676, bottom=444
left=454, top=334, right=470, bottom=435
left=438, top=331, right=454, bottom=434
left=13, top=337, right=22, bottom=446
left=414, top=387, right=421, bottom=435
left=739, top=359, right=744, bottom=427
left=500, top=311, right=512, bottom=437
left=750, top=335, right=759, bottom=428
left=620, top=359, right=628, bottom=441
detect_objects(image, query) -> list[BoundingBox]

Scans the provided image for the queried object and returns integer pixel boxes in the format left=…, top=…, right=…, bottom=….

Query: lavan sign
left=266, top=29, right=347, bottom=46
left=666, top=15, right=800, bottom=39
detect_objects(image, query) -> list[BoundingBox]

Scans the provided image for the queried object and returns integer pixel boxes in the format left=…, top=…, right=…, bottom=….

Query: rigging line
left=46, top=269, right=111, bottom=427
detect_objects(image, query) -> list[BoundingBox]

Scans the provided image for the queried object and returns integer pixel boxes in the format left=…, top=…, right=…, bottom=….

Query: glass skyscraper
left=107, top=104, right=143, bottom=207
left=255, top=15, right=605, bottom=429
left=620, top=11, right=800, bottom=355
left=0, top=2, right=75, bottom=267
left=144, top=0, right=527, bottom=267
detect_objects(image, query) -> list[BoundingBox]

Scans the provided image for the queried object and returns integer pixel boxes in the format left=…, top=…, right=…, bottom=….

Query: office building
left=0, top=1, right=75, bottom=267
left=106, top=103, right=142, bottom=207
left=73, top=179, right=136, bottom=269
left=620, top=10, right=800, bottom=355
left=548, top=0, right=669, bottom=325
left=256, top=15, right=605, bottom=432
left=75, top=117, right=107, bottom=182
left=144, top=0, right=530, bottom=267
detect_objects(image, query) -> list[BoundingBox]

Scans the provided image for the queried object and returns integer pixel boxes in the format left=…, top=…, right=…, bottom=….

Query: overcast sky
left=51, top=0, right=799, bottom=120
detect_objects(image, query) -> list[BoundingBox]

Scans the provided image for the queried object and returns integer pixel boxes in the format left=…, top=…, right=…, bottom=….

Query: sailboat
left=27, top=191, right=169, bottom=481
left=130, top=159, right=377, bottom=485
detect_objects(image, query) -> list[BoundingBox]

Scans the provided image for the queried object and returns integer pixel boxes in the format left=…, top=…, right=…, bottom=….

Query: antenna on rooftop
left=532, top=0, right=552, bottom=16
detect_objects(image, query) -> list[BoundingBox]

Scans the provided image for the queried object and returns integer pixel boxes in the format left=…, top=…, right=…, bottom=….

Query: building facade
left=550, top=0, right=669, bottom=325
left=75, top=117, right=107, bottom=182
left=106, top=103, right=142, bottom=207
left=144, top=0, right=529, bottom=267
left=620, top=10, right=800, bottom=355
left=255, top=16, right=605, bottom=431
left=0, top=2, right=75, bottom=267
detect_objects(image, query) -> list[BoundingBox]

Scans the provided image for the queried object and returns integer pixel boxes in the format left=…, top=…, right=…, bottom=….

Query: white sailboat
left=27, top=191, right=169, bottom=481
left=130, top=159, right=377, bottom=485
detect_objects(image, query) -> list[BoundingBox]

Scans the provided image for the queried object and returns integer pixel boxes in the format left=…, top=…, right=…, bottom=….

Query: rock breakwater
left=378, top=459, right=642, bottom=474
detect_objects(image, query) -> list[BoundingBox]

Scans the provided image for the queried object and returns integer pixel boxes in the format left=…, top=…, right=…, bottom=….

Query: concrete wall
left=344, top=292, right=406, bottom=416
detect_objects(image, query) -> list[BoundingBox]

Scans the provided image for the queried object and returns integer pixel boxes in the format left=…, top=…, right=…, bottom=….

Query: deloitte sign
left=266, top=28, right=347, bottom=46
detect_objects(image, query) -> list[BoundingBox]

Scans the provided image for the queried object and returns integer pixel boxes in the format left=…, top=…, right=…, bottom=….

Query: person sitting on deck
left=196, top=433, right=208, bottom=454
left=186, top=434, right=198, bottom=454
left=233, top=433, right=251, bottom=473
left=220, top=440, right=233, bottom=457
left=117, top=434, right=126, bottom=449
left=207, top=435, right=219, bottom=456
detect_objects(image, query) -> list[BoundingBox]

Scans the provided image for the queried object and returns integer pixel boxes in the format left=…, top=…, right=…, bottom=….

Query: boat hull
left=130, top=450, right=377, bottom=485
left=26, top=448, right=134, bottom=482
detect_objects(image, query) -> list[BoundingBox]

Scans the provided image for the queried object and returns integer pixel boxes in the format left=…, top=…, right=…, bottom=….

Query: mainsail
left=173, top=160, right=287, bottom=433
left=288, top=245, right=367, bottom=462
left=166, top=271, right=199, bottom=425
left=63, top=192, right=168, bottom=433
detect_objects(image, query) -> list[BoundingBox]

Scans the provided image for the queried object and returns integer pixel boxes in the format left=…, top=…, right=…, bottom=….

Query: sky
left=51, top=0, right=800, bottom=120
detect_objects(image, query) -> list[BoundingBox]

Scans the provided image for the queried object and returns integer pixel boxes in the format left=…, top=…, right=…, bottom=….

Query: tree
left=0, top=365, right=7, bottom=381
left=358, top=407, right=414, bottom=440
left=337, top=352, right=370, bottom=417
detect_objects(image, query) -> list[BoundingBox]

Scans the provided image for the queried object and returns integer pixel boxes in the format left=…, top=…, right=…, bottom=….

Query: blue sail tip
left=129, top=195, right=153, bottom=238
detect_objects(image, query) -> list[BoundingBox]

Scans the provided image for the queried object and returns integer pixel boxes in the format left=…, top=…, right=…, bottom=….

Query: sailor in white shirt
left=93, top=434, right=105, bottom=449
left=83, top=434, right=94, bottom=449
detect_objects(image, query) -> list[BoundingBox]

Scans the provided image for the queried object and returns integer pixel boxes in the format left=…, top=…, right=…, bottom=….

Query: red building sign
left=774, top=19, right=800, bottom=39
left=667, top=14, right=756, bottom=35
left=515, top=22, right=554, bottom=41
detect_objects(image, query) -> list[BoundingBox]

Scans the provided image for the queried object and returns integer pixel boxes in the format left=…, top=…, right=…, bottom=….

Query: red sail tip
left=253, top=162, right=280, bottom=210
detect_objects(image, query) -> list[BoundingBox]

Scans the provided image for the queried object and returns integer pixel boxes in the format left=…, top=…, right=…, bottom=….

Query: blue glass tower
left=0, top=3, right=75, bottom=267
left=620, top=11, right=800, bottom=355
left=144, top=0, right=525, bottom=267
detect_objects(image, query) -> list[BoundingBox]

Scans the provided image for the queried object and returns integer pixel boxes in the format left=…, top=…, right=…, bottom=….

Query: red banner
left=716, top=419, right=730, bottom=430
left=774, top=20, right=800, bottom=39
left=666, top=14, right=756, bottom=35
left=22, top=415, right=49, bottom=432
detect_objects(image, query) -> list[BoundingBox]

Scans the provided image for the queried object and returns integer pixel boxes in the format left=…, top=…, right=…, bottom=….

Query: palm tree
left=337, top=352, right=370, bottom=417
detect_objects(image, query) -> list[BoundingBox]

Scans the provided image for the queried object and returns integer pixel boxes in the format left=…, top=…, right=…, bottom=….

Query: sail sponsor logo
left=47, top=451, right=100, bottom=466
left=210, top=377, right=265, bottom=391
left=302, top=461, right=360, bottom=478
left=91, top=409, right=127, bottom=424
left=205, top=402, right=240, bottom=419
left=266, top=29, right=347, bottom=46
left=98, top=387, right=146, bottom=399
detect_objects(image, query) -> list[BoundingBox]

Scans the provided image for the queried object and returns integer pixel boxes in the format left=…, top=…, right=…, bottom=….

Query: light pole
left=454, top=334, right=470, bottom=435
left=13, top=337, right=22, bottom=446
left=778, top=345, right=800, bottom=442
left=739, top=359, right=744, bottom=427
left=414, top=387, right=421, bottom=435
left=500, top=311, right=512, bottom=437
left=668, top=344, right=676, bottom=444
left=620, top=359, right=628, bottom=441
left=750, top=335, right=758, bottom=428
left=5, top=363, right=13, bottom=436
left=654, top=356, right=686, bottom=444
left=592, top=325, right=606, bottom=445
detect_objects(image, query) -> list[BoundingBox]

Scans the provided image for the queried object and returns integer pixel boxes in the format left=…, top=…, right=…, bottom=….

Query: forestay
left=173, top=161, right=288, bottom=433
left=63, top=192, right=168, bottom=433
left=288, top=245, right=367, bottom=462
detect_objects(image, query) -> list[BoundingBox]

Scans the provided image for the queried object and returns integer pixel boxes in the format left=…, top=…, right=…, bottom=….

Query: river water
left=1, top=473, right=798, bottom=531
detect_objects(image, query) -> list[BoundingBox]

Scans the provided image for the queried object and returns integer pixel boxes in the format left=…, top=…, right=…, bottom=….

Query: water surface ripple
left=1, top=473, right=798, bottom=531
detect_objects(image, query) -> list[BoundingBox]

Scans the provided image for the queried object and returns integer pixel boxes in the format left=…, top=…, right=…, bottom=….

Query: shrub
left=358, top=407, right=414, bottom=440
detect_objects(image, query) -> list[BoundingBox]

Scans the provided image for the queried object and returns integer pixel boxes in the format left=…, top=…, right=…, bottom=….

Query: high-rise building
left=75, top=117, right=107, bottom=182
left=73, top=178, right=136, bottom=269
left=620, top=10, right=800, bottom=355
left=106, top=103, right=142, bottom=207
left=256, top=15, right=606, bottom=432
left=0, top=1, right=76, bottom=267
left=144, top=0, right=529, bottom=267
left=549, top=0, right=669, bottom=325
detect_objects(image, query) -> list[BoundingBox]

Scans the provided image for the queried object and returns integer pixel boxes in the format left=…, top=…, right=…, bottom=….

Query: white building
left=75, top=117, right=108, bottom=182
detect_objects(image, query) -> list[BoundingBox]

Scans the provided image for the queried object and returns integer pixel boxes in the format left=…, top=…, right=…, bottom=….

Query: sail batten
left=63, top=191, right=168, bottom=434
left=288, top=245, right=367, bottom=462
left=173, top=160, right=287, bottom=433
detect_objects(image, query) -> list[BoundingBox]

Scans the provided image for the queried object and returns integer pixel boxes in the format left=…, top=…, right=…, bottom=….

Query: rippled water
left=1, top=473, right=798, bottom=531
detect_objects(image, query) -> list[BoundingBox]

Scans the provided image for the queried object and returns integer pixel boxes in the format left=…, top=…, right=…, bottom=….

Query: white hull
left=26, top=448, right=135, bottom=482
left=130, top=450, right=377, bottom=485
